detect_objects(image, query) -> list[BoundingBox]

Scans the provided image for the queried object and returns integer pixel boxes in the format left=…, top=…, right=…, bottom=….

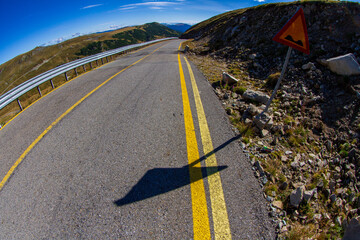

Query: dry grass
left=186, top=54, right=227, bottom=83
left=0, top=52, right=127, bottom=126
left=286, top=222, right=318, bottom=240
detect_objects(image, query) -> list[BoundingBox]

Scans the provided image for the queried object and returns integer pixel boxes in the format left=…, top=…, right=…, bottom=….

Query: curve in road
left=0, top=39, right=274, bottom=239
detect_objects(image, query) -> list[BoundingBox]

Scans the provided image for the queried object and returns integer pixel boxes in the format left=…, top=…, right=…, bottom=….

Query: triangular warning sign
left=273, top=8, right=310, bottom=54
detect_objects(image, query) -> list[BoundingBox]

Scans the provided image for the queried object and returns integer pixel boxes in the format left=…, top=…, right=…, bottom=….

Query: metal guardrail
left=0, top=37, right=176, bottom=111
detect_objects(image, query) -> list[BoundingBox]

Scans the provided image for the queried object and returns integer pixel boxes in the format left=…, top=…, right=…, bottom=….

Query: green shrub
left=233, top=86, right=247, bottom=95
left=265, top=72, right=281, bottom=89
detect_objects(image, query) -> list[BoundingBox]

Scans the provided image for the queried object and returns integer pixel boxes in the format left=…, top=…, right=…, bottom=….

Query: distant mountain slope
left=0, top=22, right=179, bottom=95
left=162, top=23, right=192, bottom=33
left=78, top=23, right=180, bottom=56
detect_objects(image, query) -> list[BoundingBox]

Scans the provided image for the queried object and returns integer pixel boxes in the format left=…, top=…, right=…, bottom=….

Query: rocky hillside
left=182, top=1, right=360, bottom=239
left=0, top=23, right=180, bottom=96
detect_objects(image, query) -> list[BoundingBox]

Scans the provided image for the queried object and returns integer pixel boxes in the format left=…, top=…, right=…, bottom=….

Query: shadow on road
left=114, top=134, right=242, bottom=207
left=114, top=166, right=227, bottom=206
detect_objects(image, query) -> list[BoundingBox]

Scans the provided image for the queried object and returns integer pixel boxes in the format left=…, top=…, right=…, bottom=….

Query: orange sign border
left=273, top=7, right=310, bottom=55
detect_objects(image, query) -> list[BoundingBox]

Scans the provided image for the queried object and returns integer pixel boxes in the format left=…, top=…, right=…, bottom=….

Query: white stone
left=222, top=72, right=239, bottom=85
left=285, top=151, right=293, bottom=155
left=326, top=53, right=360, bottom=76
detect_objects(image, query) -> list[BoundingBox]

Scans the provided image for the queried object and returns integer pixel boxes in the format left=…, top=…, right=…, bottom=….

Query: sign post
left=259, top=7, right=310, bottom=116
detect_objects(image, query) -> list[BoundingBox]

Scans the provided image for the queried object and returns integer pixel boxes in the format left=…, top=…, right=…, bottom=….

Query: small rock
left=249, top=53, right=257, bottom=60
left=290, top=186, right=305, bottom=208
left=317, top=179, right=324, bottom=189
left=336, top=216, right=343, bottom=226
left=222, top=72, right=239, bottom=85
left=313, top=214, right=322, bottom=222
left=266, top=195, right=274, bottom=202
left=325, top=140, right=332, bottom=151
left=244, top=118, right=252, bottom=125
left=330, top=194, right=337, bottom=203
left=262, top=176, right=268, bottom=185
left=324, top=189, right=331, bottom=198
left=273, top=111, right=281, bottom=117
left=349, top=148, right=357, bottom=161
left=254, top=161, right=265, bottom=176
left=302, top=62, right=316, bottom=71
left=270, top=136, right=278, bottom=146
left=281, top=155, right=288, bottom=162
left=349, top=193, right=356, bottom=203
left=323, top=213, right=331, bottom=220
left=325, top=53, right=360, bottom=76
left=291, top=161, right=299, bottom=170
left=272, top=201, right=284, bottom=210
left=261, top=129, right=269, bottom=138
left=243, top=89, right=270, bottom=104
left=279, top=181, right=288, bottom=190
left=253, top=113, right=272, bottom=130
left=304, top=189, right=316, bottom=202
left=329, top=180, right=336, bottom=193
left=246, top=104, right=259, bottom=116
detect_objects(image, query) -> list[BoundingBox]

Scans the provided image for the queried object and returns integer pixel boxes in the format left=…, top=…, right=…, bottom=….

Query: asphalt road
left=0, top=39, right=275, bottom=239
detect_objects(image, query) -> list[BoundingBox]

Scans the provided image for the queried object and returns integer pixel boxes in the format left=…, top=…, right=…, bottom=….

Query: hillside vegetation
left=77, top=23, right=180, bottom=56
left=181, top=1, right=360, bottom=239
left=0, top=23, right=179, bottom=96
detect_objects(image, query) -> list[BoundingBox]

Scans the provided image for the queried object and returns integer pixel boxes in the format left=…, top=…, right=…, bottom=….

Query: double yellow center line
left=178, top=44, right=231, bottom=239
left=0, top=44, right=166, bottom=191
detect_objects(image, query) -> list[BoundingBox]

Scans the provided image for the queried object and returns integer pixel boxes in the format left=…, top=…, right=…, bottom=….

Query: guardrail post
left=106, top=57, right=109, bottom=63
left=37, top=86, right=42, bottom=97
left=17, top=99, right=23, bottom=111
left=101, top=58, right=104, bottom=65
left=83, top=65, right=86, bottom=72
left=96, top=60, right=99, bottom=66
left=64, top=72, right=68, bottom=81
left=50, top=79, right=55, bottom=89
left=74, top=68, right=78, bottom=76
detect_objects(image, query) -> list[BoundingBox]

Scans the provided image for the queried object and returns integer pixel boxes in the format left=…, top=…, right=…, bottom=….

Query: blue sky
left=0, top=0, right=343, bottom=65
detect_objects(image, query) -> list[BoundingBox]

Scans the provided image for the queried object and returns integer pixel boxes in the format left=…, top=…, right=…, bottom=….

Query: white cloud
left=118, top=6, right=136, bottom=11
left=81, top=4, right=103, bottom=9
left=150, top=6, right=164, bottom=10
left=254, top=0, right=265, bottom=2
left=118, top=1, right=183, bottom=11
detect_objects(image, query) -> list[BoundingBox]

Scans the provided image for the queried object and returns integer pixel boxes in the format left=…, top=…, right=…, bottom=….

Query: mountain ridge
left=0, top=22, right=179, bottom=96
